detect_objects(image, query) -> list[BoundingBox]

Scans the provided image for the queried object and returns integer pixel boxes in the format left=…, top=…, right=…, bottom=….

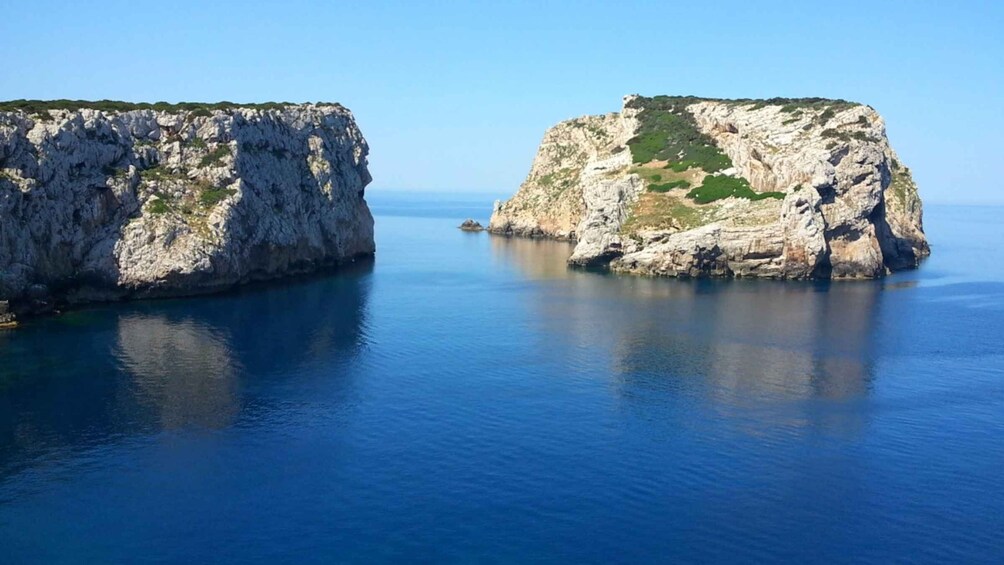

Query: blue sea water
left=0, top=192, right=1002, bottom=564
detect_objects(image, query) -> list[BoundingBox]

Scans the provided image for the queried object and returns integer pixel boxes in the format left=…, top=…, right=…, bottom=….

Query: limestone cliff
left=490, top=95, right=928, bottom=279
left=0, top=101, right=374, bottom=319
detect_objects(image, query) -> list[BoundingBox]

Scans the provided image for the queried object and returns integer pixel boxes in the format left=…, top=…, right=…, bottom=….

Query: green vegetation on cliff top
left=625, top=96, right=732, bottom=171
left=625, top=95, right=841, bottom=204
left=624, top=95, right=859, bottom=171
left=0, top=99, right=342, bottom=114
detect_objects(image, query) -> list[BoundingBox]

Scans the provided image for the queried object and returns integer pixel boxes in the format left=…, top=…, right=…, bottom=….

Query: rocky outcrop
left=489, top=95, right=929, bottom=279
left=0, top=102, right=374, bottom=317
left=459, top=219, right=485, bottom=231
left=490, top=111, right=638, bottom=240
left=0, top=300, right=14, bottom=328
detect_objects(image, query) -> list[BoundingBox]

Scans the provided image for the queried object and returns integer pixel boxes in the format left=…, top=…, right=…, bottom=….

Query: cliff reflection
left=0, top=261, right=372, bottom=475
left=492, top=237, right=882, bottom=419
left=489, top=235, right=576, bottom=280
left=608, top=279, right=881, bottom=405
left=114, top=260, right=374, bottom=430
left=115, top=315, right=238, bottom=430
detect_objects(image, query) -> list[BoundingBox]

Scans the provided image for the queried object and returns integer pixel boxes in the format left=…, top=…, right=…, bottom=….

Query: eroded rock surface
left=0, top=103, right=374, bottom=315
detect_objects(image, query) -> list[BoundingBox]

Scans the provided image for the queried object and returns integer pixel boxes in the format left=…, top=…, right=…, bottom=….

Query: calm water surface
left=1, top=192, right=1002, bottom=563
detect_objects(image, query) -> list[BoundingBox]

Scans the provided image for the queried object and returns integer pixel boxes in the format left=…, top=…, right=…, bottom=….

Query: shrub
left=650, top=174, right=662, bottom=182
left=686, top=175, right=784, bottom=204
left=822, top=128, right=877, bottom=144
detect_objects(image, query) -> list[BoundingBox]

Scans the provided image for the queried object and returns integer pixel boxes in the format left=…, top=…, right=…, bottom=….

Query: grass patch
left=147, top=199, right=170, bottom=214
left=534, top=167, right=579, bottom=193
left=649, top=180, right=691, bottom=193
left=198, top=185, right=236, bottom=207
left=139, top=165, right=177, bottom=181
left=199, top=145, right=231, bottom=167
left=686, top=175, right=785, bottom=204
left=623, top=194, right=706, bottom=234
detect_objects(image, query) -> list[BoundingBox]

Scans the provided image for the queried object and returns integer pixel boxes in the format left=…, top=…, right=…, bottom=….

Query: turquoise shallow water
left=0, top=193, right=1002, bottom=564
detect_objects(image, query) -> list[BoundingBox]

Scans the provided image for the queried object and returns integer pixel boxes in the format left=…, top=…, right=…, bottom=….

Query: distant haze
left=1, top=0, right=1001, bottom=204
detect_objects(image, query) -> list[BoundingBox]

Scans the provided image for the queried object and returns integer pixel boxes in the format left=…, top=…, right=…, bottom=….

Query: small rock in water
left=0, top=301, right=16, bottom=329
left=459, top=219, right=485, bottom=231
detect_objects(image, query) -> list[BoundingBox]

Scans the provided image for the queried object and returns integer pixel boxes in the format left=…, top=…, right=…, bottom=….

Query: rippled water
left=1, top=193, right=1002, bottom=563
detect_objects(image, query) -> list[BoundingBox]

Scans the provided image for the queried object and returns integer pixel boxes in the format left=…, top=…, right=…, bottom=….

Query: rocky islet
left=489, top=95, right=929, bottom=279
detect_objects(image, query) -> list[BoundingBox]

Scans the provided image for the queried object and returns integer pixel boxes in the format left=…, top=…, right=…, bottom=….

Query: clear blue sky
left=1, top=0, right=1001, bottom=203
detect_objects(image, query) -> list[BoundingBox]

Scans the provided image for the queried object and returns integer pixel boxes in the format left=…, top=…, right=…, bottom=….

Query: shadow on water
left=0, top=261, right=373, bottom=478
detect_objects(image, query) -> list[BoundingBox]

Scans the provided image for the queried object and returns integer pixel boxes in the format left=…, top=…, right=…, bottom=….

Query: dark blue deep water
left=1, top=192, right=1002, bottom=564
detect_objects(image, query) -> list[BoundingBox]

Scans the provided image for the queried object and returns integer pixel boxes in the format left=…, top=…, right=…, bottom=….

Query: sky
left=1, top=0, right=1001, bottom=204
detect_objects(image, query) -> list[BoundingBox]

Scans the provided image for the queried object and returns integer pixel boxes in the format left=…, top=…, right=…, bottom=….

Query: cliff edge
left=0, top=101, right=374, bottom=319
left=490, top=95, right=928, bottom=279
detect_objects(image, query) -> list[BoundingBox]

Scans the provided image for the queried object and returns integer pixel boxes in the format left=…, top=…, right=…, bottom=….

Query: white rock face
left=489, top=109, right=638, bottom=240
left=490, top=96, right=929, bottom=279
left=0, top=104, right=374, bottom=313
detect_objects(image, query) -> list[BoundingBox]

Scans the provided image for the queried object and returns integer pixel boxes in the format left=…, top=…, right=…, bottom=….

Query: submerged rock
left=489, top=95, right=929, bottom=279
left=0, top=101, right=375, bottom=315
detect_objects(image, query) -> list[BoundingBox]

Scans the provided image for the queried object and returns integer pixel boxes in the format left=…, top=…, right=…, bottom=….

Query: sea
left=0, top=191, right=1001, bottom=563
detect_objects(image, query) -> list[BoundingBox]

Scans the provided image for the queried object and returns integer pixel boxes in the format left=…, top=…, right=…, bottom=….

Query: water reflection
left=611, top=279, right=880, bottom=404
left=0, top=261, right=373, bottom=477
left=489, top=235, right=576, bottom=280
left=490, top=235, right=882, bottom=416
left=116, top=315, right=238, bottom=430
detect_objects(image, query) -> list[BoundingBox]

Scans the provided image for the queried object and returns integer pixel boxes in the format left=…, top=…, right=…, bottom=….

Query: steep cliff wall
left=0, top=102, right=374, bottom=318
left=489, top=95, right=928, bottom=279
